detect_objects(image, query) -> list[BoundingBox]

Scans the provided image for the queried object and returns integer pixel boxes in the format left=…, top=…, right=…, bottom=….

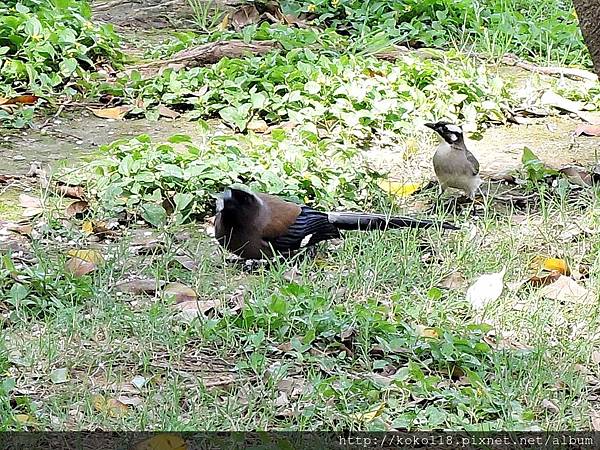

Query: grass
left=2, top=182, right=599, bottom=430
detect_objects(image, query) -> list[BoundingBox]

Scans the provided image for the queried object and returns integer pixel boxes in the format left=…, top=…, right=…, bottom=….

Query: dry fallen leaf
left=90, top=105, right=133, bottom=120
left=538, top=275, right=594, bottom=304
left=175, top=299, right=221, bottom=322
left=116, top=395, right=143, bottom=407
left=5, top=223, right=32, bottom=235
left=66, top=200, right=89, bottom=218
left=67, top=249, right=104, bottom=265
left=438, top=271, right=467, bottom=290
left=172, top=255, right=198, bottom=271
left=541, top=90, right=584, bottom=115
left=65, top=257, right=97, bottom=277
left=92, top=394, right=129, bottom=417
left=230, top=4, right=260, bottom=30
left=114, top=278, right=164, bottom=295
left=164, top=282, right=197, bottom=303
left=0, top=95, right=40, bottom=105
left=81, top=221, right=94, bottom=234
left=18, top=194, right=43, bottom=217
left=592, top=350, right=600, bottom=365
left=574, top=124, right=600, bottom=137
left=591, top=411, right=600, bottom=431
left=377, top=179, right=422, bottom=197
left=560, top=166, right=593, bottom=187
left=55, top=184, right=85, bottom=199
left=247, top=119, right=269, bottom=133
left=466, top=267, right=506, bottom=310
left=157, top=105, right=180, bottom=119
left=541, top=399, right=560, bottom=414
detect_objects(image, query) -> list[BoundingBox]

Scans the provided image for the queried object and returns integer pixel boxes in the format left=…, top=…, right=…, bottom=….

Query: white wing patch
left=300, top=234, right=313, bottom=248
left=445, top=124, right=462, bottom=134
left=216, top=197, right=224, bottom=212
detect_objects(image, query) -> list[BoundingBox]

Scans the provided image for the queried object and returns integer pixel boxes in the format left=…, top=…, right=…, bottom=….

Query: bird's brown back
left=257, top=193, right=302, bottom=238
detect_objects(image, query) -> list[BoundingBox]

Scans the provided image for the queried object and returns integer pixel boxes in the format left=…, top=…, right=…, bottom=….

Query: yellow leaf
left=92, top=394, right=128, bottom=417
left=542, top=258, right=569, bottom=275
left=81, top=221, right=94, bottom=234
left=134, top=434, right=188, bottom=450
left=350, top=402, right=386, bottom=423
left=67, top=249, right=104, bottom=265
left=415, top=325, right=439, bottom=338
left=15, top=414, right=35, bottom=425
left=90, top=105, right=133, bottom=120
left=218, top=13, right=230, bottom=30
left=378, top=180, right=421, bottom=197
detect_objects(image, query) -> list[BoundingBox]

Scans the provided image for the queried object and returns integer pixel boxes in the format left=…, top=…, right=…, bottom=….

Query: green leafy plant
left=0, top=0, right=122, bottom=126
left=84, top=130, right=384, bottom=225
left=521, top=146, right=558, bottom=185
left=105, top=48, right=512, bottom=137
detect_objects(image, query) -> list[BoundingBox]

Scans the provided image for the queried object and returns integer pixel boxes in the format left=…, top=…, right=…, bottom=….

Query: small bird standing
left=425, top=121, right=482, bottom=199
left=214, top=187, right=458, bottom=259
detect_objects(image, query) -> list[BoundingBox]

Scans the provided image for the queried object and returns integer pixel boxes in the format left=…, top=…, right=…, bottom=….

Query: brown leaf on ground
left=560, top=166, right=594, bottom=187
left=230, top=5, right=260, bottom=30
left=90, top=105, right=133, bottom=120
left=0, top=95, right=40, bottom=105
left=18, top=194, right=42, bottom=209
left=526, top=270, right=562, bottom=288
left=541, top=399, right=560, bottom=414
left=5, top=223, right=32, bottom=235
left=157, top=105, right=180, bottom=119
left=164, top=282, right=197, bottom=303
left=92, top=394, right=129, bottom=417
left=114, top=279, right=164, bottom=295
left=591, top=411, right=600, bottom=431
left=65, top=257, right=97, bottom=276
left=574, top=124, right=600, bottom=137
left=438, top=271, right=467, bottom=290
left=55, top=184, right=86, bottom=199
left=116, top=395, right=143, bottom=407
left=172, top=255, right=199, bottom=271
left=591, top=350, right=600, bottom=365
left=65, top=200, right=89, bottom=218
left=175, top=299, right=221, bottom=322
left=538, top=275, right=594, bottom=304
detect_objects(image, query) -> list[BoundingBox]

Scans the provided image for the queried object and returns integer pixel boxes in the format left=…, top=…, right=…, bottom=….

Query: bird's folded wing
left=267, top=207, right=340, bottom=253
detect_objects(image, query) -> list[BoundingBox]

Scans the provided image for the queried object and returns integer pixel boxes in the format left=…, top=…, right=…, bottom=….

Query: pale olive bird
left=425, top=121, right=482, bottom=199
left=214, top=187, right=458, bottom=259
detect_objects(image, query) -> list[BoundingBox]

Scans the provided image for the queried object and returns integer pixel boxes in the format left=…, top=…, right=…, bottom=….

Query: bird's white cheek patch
left=449, top=134, right=458, bottom=142
left=446, top=124, right=462, bottom=133
left=300, top=234, right=313, bottom=248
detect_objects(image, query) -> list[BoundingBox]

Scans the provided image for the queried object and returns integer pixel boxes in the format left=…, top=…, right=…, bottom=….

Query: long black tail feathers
left=326, top=212, right=459, bottom=231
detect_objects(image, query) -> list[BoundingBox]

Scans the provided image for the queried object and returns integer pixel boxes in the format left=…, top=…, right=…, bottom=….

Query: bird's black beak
left=424, top=122, right=436, bottom=130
